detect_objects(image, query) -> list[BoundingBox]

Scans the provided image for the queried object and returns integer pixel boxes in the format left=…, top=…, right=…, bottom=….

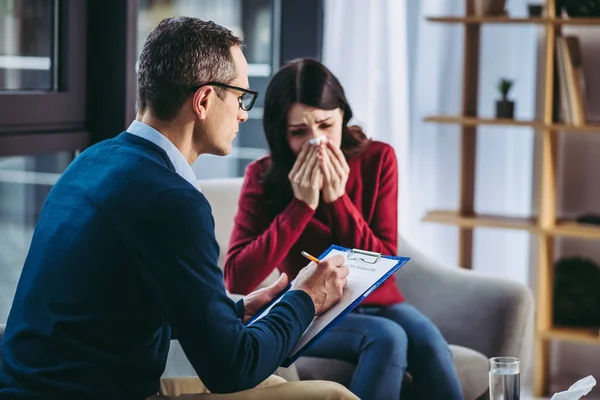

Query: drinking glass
left=489, top=357, right=520, bottom=400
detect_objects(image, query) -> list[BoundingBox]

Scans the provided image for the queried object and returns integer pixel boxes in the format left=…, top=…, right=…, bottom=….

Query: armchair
left=187, top=177, right=534, bottom=400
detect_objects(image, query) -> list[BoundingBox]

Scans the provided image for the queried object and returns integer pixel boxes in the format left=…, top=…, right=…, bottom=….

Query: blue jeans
left=303, top=302, right=463, bottom=400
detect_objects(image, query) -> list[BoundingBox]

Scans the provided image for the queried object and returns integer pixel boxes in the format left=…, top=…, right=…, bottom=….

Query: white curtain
left=322, top=0, right=411, bottom=236
left=323, top=0, right=538, bottom=285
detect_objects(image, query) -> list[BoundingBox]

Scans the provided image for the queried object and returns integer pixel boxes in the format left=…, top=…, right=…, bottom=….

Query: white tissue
left=551, top=375, right=596, bottom=400
left=307, top=136, right=327, bottom=145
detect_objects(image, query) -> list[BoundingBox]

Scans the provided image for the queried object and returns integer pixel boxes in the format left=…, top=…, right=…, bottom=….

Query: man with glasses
left=0, top=17, right=356, bottom=400
left=191, top=81, right=259, bottom=113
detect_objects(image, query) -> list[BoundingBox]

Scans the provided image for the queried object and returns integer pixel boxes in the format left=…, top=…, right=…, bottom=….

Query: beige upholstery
left=164, top=178, right=534, bottom=400
left=200, top=178, right=279, bottom=288
left=199, top=178, right=242, bottom=270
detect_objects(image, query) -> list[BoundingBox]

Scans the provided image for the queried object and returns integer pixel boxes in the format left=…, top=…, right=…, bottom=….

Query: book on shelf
left=556, top=35, right=588, bottom=126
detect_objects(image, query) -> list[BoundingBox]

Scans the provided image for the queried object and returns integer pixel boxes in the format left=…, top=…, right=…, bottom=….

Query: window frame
left=0, top=0, right=87, bottom=135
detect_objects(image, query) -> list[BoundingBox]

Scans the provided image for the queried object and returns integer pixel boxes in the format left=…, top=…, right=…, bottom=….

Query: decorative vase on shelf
left=474, top=0, right=506, bottom=16
left=496, top=78, right=515, bottom=119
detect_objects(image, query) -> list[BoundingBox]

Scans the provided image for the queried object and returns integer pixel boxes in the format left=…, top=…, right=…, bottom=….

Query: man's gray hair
left=137, top=17, right=243, bottom=121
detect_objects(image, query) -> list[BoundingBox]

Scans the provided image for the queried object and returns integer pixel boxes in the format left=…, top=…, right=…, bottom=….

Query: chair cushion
left=450, top=345, right=489, bottom=400
left=294, top=357, right=354, bottom=388
left=163, top=340, right=301, bottom=382
left=294, top=345, right=489, bottom=400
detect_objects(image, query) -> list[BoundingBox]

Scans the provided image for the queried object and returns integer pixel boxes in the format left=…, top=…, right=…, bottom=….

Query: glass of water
left=489, top=357, right=520, bottom=400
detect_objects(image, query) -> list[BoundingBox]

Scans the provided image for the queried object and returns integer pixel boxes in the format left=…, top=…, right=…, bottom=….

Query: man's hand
left=292, top=254, right=349, bottom=315
left=321, top=141, right=350, bottom=203
left=242, top=273, right=289, bottom=323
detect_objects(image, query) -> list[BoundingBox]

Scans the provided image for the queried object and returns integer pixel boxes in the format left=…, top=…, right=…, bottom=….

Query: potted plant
left=496, top=78, right=515, bottom=119
left=528, top=2, right=544, bottom=16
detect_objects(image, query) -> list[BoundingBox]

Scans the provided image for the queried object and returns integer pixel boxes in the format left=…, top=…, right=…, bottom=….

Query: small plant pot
left=528, top=3, right=544, bottom=16
left=496, top=100, right=515, bottom=119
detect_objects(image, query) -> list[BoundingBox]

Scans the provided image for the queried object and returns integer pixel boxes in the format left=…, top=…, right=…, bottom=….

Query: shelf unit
left=424, top=115, right=600, bottom=134
left=427, top=16, right=600, bottom=25
left=424, top=1, right=600, bottom=396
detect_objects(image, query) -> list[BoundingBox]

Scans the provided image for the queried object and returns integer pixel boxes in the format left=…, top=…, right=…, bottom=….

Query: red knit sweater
left=224, top=140, right=404, bottom=306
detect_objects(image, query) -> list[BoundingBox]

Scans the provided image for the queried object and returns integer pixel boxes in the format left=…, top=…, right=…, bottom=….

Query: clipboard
left=245, top=244, right=410, bottom=368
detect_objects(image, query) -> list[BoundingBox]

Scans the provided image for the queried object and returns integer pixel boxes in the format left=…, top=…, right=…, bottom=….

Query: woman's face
left=286, top=102, right=343, bottom=156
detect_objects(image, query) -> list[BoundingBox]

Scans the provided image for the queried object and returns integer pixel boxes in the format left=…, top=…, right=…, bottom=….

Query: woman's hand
left=288, top=144, right=323, bottom=210
left=321, top=141, right=350, bottom=203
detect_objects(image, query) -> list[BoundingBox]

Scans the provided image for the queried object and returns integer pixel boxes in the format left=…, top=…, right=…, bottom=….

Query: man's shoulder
left=78, top=133, right=175, bottom=183
left=59, top=134, right=201, bottom=217
left=79, top=132, right=167, bottom=164
left=146, top=186, right=212, bottom=224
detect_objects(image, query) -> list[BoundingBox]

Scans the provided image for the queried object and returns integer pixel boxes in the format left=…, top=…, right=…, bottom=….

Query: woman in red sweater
left=224, top=58, right=462, bottom=400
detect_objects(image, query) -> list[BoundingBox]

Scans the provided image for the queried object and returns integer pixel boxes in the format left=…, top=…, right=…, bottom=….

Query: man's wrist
left=284, top=289, right=317, bottom=320
left=292, top=288, right=319, bottom=314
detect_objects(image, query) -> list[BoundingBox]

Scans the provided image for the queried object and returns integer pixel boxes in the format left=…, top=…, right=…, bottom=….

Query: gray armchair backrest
left=395, top=236, right=534, bottom=368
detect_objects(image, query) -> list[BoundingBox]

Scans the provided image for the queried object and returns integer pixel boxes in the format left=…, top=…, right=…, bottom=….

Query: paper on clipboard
left=246, top=245, right=410, bottom=367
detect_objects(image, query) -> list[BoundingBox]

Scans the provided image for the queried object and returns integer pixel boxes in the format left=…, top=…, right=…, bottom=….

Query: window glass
left=136, top=0, right=273, bottom=178
left=0, top=151, right=74, bottom=321
left=0, top=0, right=55, bottom=91
left=137, top=0, right=273, bottom=76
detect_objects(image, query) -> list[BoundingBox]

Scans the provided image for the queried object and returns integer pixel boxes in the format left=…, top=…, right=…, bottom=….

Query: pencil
left=301, top=251, right=320, bottom=264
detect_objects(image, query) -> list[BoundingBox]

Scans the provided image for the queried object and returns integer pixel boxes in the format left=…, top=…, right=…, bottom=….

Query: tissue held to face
left=286, top=102, right=343, bottom=155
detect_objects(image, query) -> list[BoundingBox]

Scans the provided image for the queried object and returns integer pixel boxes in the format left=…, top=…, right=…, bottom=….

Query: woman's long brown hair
left=261, top=58, right=370, bottom=215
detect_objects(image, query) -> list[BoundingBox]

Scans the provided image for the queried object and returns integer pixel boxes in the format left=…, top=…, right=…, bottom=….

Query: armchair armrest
left=395, top=235, right=533, bottom=368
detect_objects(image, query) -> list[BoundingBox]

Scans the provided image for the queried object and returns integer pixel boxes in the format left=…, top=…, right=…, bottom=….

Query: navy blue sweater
left=0, top=133, right=315, bottom=400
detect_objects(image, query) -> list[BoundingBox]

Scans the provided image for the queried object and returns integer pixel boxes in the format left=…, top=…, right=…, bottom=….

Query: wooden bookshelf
left=424, top=210, right=600, bottom=240
left=424, top=115, right=542, bottom=128
left=541, top=327, right=600, bottom=345
left=548, top=121, right=600, bottom=133
left=424, top=114, right=600, bottom=133
left=427, top=16, right=550, bottom=24
left=551, top=220, right=600, bottom=240
left=427, top=16, right=600, bottom=26
left=423, top=1, right=600, bottom=397
left=423, top=210, right=538, bottom=232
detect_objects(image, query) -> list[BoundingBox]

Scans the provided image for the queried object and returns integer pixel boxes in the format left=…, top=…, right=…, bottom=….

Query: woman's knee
left=365, top=317, right=408, bottom=353
left=386, top=304, right=449, bottom=354
left=410, top=324, right=450, bottom=358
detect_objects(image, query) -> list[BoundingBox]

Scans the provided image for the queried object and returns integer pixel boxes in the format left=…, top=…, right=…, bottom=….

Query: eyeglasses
left=191, top=82, right=259, bottom=111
